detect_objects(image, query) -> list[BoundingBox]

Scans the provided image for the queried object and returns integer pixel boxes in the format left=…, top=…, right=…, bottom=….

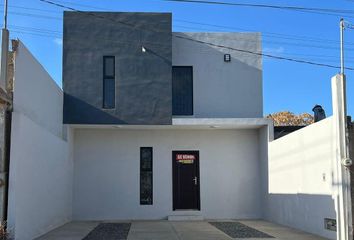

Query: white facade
left=73, top=128, right=267, bottom=220
left=72, top=32, right=267, bottom=220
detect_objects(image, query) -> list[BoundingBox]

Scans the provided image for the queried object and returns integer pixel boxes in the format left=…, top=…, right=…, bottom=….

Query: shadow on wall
left=265, top=193, right=336, bottom=239
left=261, top=118, right=337, bottom=239
left=63, top=94, right=127, bottom=124
left=65, top=32, right=262, bottom=124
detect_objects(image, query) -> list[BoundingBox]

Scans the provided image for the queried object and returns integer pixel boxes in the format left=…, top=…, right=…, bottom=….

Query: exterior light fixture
left=224, top=54, right=231, bottom=62
left=142, top=46, right=146, bottom=53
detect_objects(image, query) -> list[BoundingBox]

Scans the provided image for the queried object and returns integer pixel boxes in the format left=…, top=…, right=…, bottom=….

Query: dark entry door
left=173, top=151, right=200, bottom=210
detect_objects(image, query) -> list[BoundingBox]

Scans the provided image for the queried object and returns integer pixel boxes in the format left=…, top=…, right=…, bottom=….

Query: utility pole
left=0, top=0, right=8, bottom=92
left=340, top=19, right=345, bottom=75
left=0, top=0, right=10, bottom=225
left=333, top=18, right=353, bottom=240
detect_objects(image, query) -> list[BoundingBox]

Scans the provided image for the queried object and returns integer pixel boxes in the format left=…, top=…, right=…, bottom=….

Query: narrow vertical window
left=140, top=147, right=153, bottom=205
left=172, top=66, right=193, bottom=115
left=103, top=56, right=115, bottom=109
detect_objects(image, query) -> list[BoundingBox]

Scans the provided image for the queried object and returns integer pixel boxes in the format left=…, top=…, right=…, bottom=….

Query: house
left=61, top=11, right=270, bottom=220
left=7, top=11, right=343, bottom=240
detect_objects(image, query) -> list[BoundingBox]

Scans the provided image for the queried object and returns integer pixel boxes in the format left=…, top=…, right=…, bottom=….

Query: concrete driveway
left=36, top=220, right=329, bottom=240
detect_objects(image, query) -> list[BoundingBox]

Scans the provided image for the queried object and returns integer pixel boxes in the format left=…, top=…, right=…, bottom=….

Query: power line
left=38, top=0, right=354, bottom=71
left=7, top=3, right=353, bottom=60
left=0, top=3, right=61, bottom=13
left=1, top=1, right=347, bottom=47
left=39, top=0, right=169, bottom=34
left=4, top=7, right=354, bottom=50
left=170, top=0, right=354, bottom=19
left=10, top=30, right=61, bottom=38
left=11, top=24, right=354, bottom=60
left=3, top=2, right=349, bottom=49
left=9, top=25, right=61, bottom=34
left=8, top=11, right=61, bottom=20
left=174, top=19, right=354, bottom=46
left=10, top=21, right=354, bottom=69
left=13, top=28, right=352, bottom=69
left=53, top=0, right=108, bottom=10
left=11, top=26, right=354, bottom=62
left=174, top=25, right=354, bottom=51
left=174, top=34, right=354, bottom=70
left=8, top=23, right=354, bottom=60
left=20, top=4, right=352, bottom=52
left=165, top=0, right=354, bottom=16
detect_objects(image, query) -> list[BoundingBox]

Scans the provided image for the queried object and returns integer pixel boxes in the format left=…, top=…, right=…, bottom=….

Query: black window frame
left=103, top=56, right=116, bottom=109
left=140, top=147, right=153, bottom=205
left=172, top=66, right=194, bottom=116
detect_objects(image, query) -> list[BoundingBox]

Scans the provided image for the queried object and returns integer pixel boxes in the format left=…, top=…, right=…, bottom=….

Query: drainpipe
left=1, top=104, right=11, bottom=224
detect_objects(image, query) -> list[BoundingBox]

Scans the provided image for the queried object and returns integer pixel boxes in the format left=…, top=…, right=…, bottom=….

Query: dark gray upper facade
left=63, top=12, right=172, bottom=125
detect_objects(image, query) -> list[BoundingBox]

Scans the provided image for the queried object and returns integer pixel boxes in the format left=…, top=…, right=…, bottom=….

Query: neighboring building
left=62, top=11, right=269, bottom=220
left=273, top=126, right=305, bottom=139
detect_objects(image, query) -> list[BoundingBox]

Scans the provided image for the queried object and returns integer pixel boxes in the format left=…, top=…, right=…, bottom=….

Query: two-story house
left=6, top=10, right=345, bottom=240
left=62, top=11, right=270, bottom=221
left=6, top=10, right=272, bottom=239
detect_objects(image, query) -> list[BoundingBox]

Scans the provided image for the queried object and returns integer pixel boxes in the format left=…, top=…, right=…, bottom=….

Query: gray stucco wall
left=63, top=12, right=172, bottom=124
left=172, top=32, right=263, bottom=118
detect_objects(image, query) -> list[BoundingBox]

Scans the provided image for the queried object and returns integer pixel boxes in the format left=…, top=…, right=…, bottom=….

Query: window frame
left=172, top=66, right=194, bottom=116
left=103, top=56, right=116, bottom=109
left=140, top=147, right=153, bottom=205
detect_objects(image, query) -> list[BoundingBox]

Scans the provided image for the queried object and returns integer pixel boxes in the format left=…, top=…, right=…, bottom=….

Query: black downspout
left=3, top=108, right=11, bottom=222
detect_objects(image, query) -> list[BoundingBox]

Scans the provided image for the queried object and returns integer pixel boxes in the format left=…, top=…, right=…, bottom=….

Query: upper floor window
left=103, top=56, right=115, bottom=109
left=172, top=66, right=193, bottom=116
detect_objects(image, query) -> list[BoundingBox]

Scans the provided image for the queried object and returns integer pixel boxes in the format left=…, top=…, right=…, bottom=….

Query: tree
left=266, top=111, right=314, bottom=126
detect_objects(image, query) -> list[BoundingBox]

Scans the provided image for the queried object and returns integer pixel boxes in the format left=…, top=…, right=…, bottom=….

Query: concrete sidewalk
left=36, top=220, right=328, bottom=240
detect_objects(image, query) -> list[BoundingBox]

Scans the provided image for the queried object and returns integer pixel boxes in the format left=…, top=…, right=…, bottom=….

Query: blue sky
left=6, top=0, right=354, bottom=116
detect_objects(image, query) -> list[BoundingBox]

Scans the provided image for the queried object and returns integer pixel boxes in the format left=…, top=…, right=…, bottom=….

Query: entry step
left=168, top=215, right=204, bottom=221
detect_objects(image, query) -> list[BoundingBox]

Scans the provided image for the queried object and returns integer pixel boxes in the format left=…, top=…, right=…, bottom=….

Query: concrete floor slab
left=127, top=231, right=180, bottom=240
left=129, top=221, right=173, bottom=232
left=176, top=231, right=232, bottom=240
left=36, top=221, right=99, bottom=240
left=171, top=221, right=232, bottom=240
left=36, top=220, right=329, bottom=240
left=171, top=221, right=217, bottom=232
left=238, top=220, right=327, bottom=240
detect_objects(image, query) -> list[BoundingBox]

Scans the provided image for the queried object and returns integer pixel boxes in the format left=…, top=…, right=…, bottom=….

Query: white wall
left=265, top=117, right=336, bottom=239
left=172, top=32, right=262, bottom=118
left=73, top=128, right=263, bottom=220
left=258, top=124, right=271, bottom=219
left=11, top=42, right=63, bottom=138
left=7, top=41, right=73, bottom=240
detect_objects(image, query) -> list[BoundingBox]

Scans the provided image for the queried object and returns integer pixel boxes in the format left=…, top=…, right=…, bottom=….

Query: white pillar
left=331, top=74, right=352, bottom=240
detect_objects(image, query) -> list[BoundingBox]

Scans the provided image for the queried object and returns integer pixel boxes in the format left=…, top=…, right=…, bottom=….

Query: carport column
left=331, top=74, right=353, bottom=240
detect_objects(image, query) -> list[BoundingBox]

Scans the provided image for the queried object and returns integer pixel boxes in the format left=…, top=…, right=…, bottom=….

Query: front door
left=173, top=151, right=200, bottom=210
